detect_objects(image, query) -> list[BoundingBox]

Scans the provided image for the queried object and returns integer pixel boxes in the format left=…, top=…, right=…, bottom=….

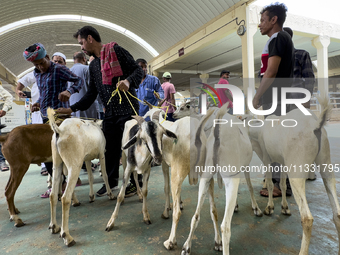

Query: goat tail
left=47, top=108, right=60, bottom=134
left=213, top=102, right=229, bottom=189
left=315, top=94, right=331, bottom=131
left=194, top=107, right=215, bottom=167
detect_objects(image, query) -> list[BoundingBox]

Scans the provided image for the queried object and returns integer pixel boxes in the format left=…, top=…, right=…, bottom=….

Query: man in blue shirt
left=135, top=58, right=164, bottom=117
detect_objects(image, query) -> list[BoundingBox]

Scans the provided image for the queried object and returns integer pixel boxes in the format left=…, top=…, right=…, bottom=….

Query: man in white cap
left=161, top=72, right=177, bottom=121
left=51, top=52, right=67, bottom=66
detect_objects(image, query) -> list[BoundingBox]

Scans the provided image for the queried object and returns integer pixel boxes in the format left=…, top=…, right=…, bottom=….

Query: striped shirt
left=34, top=61, right=83, bottom=116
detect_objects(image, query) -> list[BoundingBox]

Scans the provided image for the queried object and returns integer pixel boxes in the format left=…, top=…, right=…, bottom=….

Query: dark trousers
left=103, top=114, right=138, bottom=188
left=262, top=103, right=291, bottom=190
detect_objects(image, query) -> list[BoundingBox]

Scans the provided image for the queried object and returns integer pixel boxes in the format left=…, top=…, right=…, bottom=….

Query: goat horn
left=157, top=98, right=166, bottom=107
left=132, top=115, right=145, bottom=126
left=143, top=99, right=153, bottom=110
left=152, top=110, right=161, bottom=121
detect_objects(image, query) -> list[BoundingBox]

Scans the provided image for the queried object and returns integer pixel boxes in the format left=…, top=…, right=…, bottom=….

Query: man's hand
left=55, top=107, right=73, bottom=115
left=0, top=110, right=7, bottom=117
left=117, top=79, right=130, bottom=92
left=31, top=103, right=40, bottom=112
left=16, top=90, right=27, bottom=98
left=157, top=98, right=166, bottom=107
left=252, top=95, right=262, bottom=109
left=58, top=90, right=71, bottom=102
left=154, top=91, right=160, bottom=99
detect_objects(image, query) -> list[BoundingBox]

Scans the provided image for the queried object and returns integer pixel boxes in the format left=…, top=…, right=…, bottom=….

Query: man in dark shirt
left=252, top=3, right=294, bottom=197
left=56, top=26, right=143, bottom=197
left=283, top=27, right=315, bottom=109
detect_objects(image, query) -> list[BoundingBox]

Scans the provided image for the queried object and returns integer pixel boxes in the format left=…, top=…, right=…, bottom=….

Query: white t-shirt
left=18, top=72, right=39, bottom=103
left=18, top=72, right=42, bottom=124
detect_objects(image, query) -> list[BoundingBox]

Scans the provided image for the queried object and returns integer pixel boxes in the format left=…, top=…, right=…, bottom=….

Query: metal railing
left=311, top=92, right=340, bottom=113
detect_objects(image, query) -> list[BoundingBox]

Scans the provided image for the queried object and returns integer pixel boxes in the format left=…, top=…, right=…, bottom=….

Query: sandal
left=41, top=189, right=51, bottom=198
left=40, top=167, right=48, bottom=176
left=260, top=186, right=282, bottom=197
left=260, top=186, right=292, bottom=197
left=0, top=161, right=9, bottom=172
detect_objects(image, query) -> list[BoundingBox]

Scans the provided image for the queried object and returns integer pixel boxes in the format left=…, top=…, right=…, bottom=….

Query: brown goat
left=0, top=124, right=53, bottom=227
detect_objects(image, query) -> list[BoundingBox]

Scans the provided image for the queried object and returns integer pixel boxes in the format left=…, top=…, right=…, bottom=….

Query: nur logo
left=200, top=84, right=312, bottom=116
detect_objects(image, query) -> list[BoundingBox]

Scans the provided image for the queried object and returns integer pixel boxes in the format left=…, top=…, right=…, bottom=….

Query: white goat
left=181, top=103, right=262, bottom=255
left=247, top=96, right=340, bottom=254
left=105, top=115, right=177, bottom=230
left=47, top=108, right=114, bottom=247
left=173, top=100, right=219, bottom=137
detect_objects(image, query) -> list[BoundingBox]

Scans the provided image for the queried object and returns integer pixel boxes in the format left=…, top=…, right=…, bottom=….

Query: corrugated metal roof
left=0, top=0, right=247, bottom=76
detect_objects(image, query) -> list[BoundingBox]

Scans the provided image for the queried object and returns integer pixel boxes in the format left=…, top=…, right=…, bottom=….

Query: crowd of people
left=0, top=2, right=316, bottom=200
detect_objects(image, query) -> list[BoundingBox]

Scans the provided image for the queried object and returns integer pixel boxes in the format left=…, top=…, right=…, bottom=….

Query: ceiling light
left=56, top=44, right=81, bottom=47
left=0, top=15, right=159, bottom=57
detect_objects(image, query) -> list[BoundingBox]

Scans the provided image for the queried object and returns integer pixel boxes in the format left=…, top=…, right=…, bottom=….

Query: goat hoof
left=144, top=219, right=152, bottom=225
left=214, top=241, right=222, bottom=251
left=180, top=201, right=183, bottom=210
left=49, top=224, right=61, bottom=234
left=253, top=207, right=263, bottom=217
left=105, top=223, right=114, bottom=232
left=89, top=195, right=95, bottom=202
left=234, top=204, right=239, bottom=212
left=264, top=206, right=274, bottom=215
left=181, top=247, right=191, bottom=255
left=14, top=219, right=25, bottom=227
left=161, top=214, right=169, bottom=219
left=67, top=240, right=76, bottom=247
left=108, top=193, right=116, bottom=200
left=164, top=240, right=176, bottom=250
left=281, top=207, right=291, bottom=215
left=14, top=208, right=20, bottom=214
left=73, top=202, right=81, bottom=207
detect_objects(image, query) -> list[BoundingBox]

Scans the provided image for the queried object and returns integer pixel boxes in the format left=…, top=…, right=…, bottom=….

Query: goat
left=105, top=115, right=177, bottom=231
left=246, top=96, right=340, bottom=254
left=173, top=100, right=219, bottom=137
left=0, top=124, right=54, bottom=227
left=181, top=103, right=262, bottom=255
left=47, top=108, right=114, bottom=247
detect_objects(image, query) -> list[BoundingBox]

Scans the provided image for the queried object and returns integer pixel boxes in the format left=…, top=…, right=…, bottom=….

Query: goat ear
left=122, top=135, right=138, bottom=150
left=164, top=129, right=177, bottom=139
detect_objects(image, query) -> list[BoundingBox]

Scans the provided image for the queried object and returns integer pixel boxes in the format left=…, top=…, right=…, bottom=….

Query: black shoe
left=125, top=183, right=137, bottom=197
left=96, top=184, right=117, bottom=197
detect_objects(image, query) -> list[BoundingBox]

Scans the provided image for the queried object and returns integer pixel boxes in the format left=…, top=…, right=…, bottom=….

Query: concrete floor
left=0, top=123, right=340, bottom=255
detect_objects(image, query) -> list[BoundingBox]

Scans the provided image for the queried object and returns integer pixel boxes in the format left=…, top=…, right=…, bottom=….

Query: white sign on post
left=1, top=103, right=26, bottom=133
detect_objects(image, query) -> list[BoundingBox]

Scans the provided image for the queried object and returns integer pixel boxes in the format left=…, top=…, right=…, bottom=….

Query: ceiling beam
left=149, top=2, right=250, bottom=73
left=0, top=62, right=17, bottom=85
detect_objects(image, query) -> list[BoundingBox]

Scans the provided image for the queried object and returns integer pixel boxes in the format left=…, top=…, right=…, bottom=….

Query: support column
left=198, top=73, right=209, bottom=114
left=312, top=35, right=330, bottom=98
left=199, top=73, right=209, bottom=84
left=240, top=5, right=257, bottom=107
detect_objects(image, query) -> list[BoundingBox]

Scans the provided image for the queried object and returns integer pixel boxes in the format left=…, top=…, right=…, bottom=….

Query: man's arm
left=115, top=45, right=143, bottom=91
left=253, top=55, right=281, bottom=108
left=301, top=51, right=315, bottom=95
left=225, top=89, right=233, bottom=102
left=16, top=72, right=36, bottom=98
left=16, top=82, right=26, bottom=98
left=0, top=85, right=13, bottom=117
left=154, top=78, right=164, bottom=100
left=58, top=66, right=84, bottom=102
left=66, top=65, right=98, bottom=113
